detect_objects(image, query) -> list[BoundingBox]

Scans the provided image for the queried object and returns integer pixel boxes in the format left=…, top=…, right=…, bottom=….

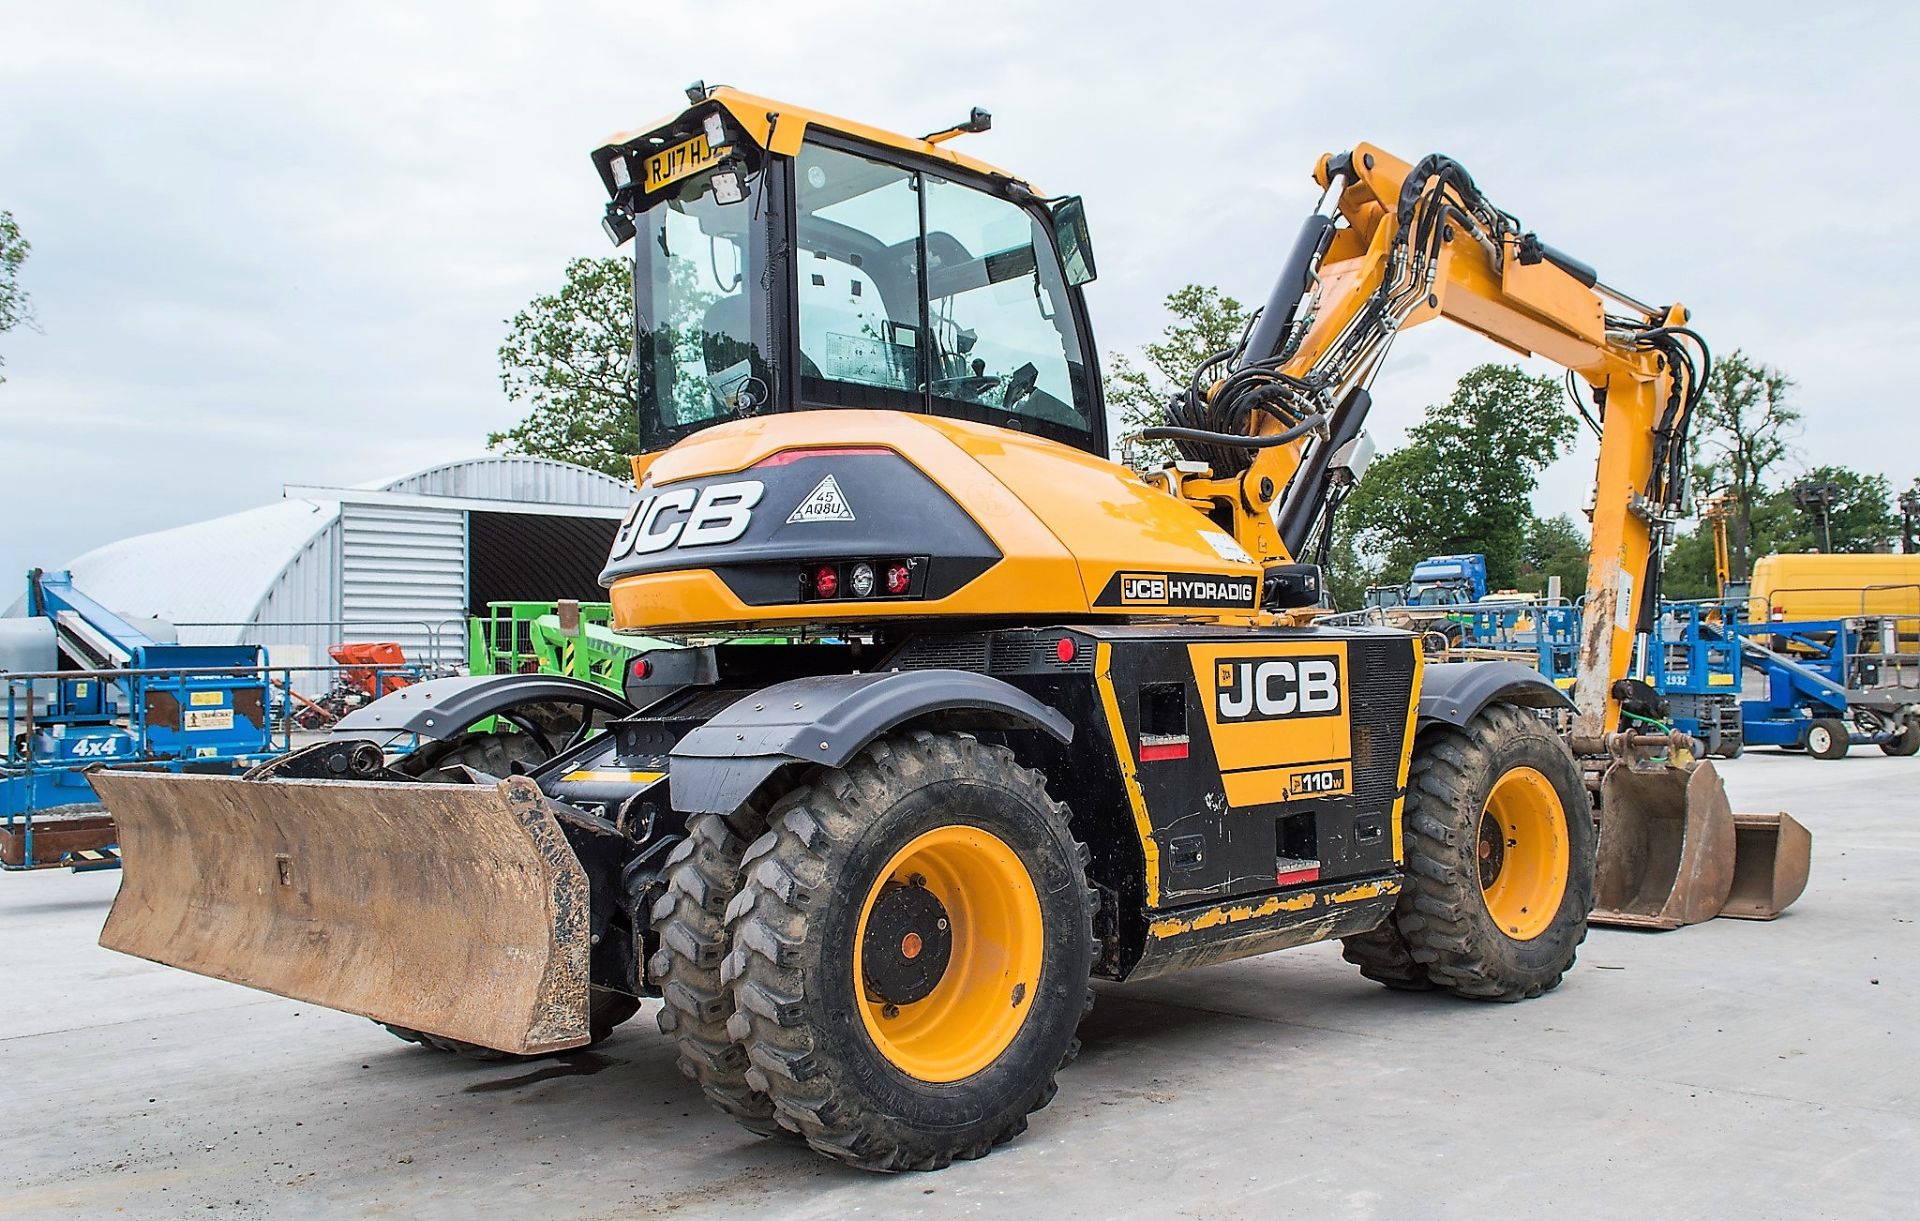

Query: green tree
left=1691, top=351, right=1798, bottom=579
left=0, top=209, right=33, bottom=383
left=1103, top=285, right=1251, bottom=467
left=1516, top=513, right=1590, bottom=599
left=1766, top=466, right=1896, bottom=555
left=1665, top=464, right=1895, bottom=599
left=1663, top=520, right=1719, bottom=600
left=1339, top=364, right=1576, bottom=591
left=490, top=256, right=642, bottom=477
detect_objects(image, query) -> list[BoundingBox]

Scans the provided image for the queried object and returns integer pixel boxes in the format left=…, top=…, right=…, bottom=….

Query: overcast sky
left=4, top=1, right=1917, bottom=586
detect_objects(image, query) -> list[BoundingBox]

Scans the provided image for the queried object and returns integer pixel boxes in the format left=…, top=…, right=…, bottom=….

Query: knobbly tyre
left=91, top=86, right=1806, bottom=1172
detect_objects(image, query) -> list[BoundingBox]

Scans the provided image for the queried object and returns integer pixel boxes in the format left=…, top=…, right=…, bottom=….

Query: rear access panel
left=1093, top=625, right=1417, bottom=907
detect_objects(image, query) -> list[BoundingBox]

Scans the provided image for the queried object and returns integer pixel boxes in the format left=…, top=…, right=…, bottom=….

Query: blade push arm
left=1153, top=143, right=1707, bottom=746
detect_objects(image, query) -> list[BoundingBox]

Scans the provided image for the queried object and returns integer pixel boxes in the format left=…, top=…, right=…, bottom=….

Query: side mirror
left=1049, top=196, right=1098, bottom=286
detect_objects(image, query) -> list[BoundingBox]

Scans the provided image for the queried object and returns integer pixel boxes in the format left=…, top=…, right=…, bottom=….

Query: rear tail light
left=630, top=656, right=653, bottom=680
left=801, top=558, right=924, bottom=601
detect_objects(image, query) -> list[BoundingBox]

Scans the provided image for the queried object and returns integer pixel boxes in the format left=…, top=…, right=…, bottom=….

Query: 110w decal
left=1215, top=655, right=1342, bottom=722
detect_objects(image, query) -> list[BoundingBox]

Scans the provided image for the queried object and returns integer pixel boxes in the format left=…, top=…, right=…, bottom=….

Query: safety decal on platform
left=1094, top=571, right=1258, bottom=608
left=787, top=475, right=856, bottom=524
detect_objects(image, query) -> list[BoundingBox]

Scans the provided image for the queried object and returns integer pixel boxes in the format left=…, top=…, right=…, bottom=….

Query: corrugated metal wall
left=339, top=503, right=468, bottom=668
left=246, top=518, right=343, bottom=695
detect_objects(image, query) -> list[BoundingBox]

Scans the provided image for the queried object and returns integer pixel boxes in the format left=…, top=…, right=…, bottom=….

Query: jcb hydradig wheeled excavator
left=90, top=86, right=1808, bottom=1172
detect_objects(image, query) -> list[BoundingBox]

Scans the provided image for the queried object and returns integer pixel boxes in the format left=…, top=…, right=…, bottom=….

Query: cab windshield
left=793, top=141, right=1094, bottom=447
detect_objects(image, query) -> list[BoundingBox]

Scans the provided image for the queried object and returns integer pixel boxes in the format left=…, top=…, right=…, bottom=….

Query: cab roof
left=594, top=86, right=1029, bottom=188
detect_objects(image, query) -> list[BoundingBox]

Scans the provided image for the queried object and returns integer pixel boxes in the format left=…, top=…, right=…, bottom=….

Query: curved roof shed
left=54, top=456, right=632, bottom=686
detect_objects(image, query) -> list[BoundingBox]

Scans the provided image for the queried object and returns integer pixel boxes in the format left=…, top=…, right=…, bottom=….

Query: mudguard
left=332, top=674, right=634, bottom=741
left=1417, top=660, right=1572, bottom=729
left=670, top=669, right=1073, bottom=815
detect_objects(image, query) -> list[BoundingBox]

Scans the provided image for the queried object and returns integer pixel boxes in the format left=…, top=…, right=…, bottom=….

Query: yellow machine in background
left=1750, top=553, right=1920, bottom=625
left=88, top=87, right=1808, bottom=1174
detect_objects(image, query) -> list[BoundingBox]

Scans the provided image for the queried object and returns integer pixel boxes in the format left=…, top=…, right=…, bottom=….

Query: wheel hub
left=860, top=880, right=953, bottom=1006
left=1477, top=811, right=1507, bottom=888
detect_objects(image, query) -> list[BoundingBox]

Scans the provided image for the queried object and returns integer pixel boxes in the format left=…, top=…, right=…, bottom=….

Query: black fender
left=1417, top=661, right=1572, bottom=730
left=331, top=674, right=635, bottom=741
left=669, top=669, right=1074, bottom=815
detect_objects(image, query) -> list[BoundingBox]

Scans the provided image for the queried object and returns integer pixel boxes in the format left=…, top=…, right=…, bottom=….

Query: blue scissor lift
left=2, top=570, right=281, bottom=870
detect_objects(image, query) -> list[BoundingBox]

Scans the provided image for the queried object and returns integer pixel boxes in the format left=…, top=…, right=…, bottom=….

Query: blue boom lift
left=1647, top=599, right=1920, bottom=761
left=2, top=570, right=279, bottom=869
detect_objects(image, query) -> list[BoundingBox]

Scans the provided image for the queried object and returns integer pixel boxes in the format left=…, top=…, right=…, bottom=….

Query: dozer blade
left=1592, top=761, right=1736, bottom=929
left=89, top=770, right=591, bottom=1055
left=1720, top=811, right=1812, bottom=920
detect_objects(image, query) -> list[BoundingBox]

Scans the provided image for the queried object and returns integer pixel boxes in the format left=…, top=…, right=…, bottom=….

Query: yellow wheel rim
left=1477, top=766, right=1569, bottom=941
left=853, top=825, right=1043, bottom=1083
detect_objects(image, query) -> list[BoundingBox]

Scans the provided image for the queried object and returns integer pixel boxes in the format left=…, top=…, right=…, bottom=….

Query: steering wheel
left=930, top=374, right=1003, bottom=401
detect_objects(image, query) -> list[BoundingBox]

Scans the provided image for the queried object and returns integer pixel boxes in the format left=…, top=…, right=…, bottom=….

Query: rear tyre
left=382, top=986, right=640, bottom=1060
left=649, top=808, right=782, bottom=1135
left=722, top=731, right=1094, bottom=1171
left=1806, top=718, right=1850, bottom=761
left=1880, top=720, right=1920, bottom=757
left=1393, top=703, right=1592, bottom=1002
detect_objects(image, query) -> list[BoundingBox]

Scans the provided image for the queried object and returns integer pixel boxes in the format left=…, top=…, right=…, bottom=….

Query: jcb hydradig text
left=94, top=87, right=1807, bottom=1172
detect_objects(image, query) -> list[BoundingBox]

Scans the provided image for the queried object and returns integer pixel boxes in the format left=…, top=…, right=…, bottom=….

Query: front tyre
left=1394, top=703, right=1593, bottom=1001
left=721, top=731, right=1093, bottom=1172
left=1806, top=718, right=1850, bottom=761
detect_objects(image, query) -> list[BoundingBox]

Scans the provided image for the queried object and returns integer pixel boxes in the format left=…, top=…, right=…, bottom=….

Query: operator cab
left=594, top=88, right=1106, bottom=457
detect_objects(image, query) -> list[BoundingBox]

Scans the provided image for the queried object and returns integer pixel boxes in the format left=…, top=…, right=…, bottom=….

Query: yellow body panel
left=606, top=412, right=1261, bottom=633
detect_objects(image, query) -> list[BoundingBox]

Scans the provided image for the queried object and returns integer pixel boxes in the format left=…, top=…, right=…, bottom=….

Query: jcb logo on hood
left=1215, top=655, right=1341, bottom=722
left=609, top=479, right=764, bottom=560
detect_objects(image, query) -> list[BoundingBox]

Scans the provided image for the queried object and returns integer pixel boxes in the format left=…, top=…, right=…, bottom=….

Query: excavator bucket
left=1720, top=811, right=1812, bottom=920
left=89, top=770, right=592, bottom=1055
left=1591, top=761, right=1737, bottom=929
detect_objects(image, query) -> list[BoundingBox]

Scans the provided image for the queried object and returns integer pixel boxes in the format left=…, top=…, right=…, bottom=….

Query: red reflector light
left=630, top=657, right=653, bottom=680
left=1055, top=637, right=1076, bottom=663
left=885, top=563, right=912, bottom=596
left=812, top=565, right=839, bottom=598
left=753, top=446, right=891, bottom=468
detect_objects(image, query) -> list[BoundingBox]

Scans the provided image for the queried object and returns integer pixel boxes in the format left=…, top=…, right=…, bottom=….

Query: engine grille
left=1347, top=636, right=1416, bottom=805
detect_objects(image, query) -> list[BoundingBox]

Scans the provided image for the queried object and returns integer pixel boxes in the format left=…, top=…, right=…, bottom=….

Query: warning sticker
left=788, top=474, right=856, bottom=524
left=185, top=709, right=234, bottom=732
left=1199, top=529, right=1254, bottom=565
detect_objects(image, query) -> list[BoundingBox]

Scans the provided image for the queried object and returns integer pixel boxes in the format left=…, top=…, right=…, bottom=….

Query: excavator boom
left=1145, top=142, right=1806, bottom=927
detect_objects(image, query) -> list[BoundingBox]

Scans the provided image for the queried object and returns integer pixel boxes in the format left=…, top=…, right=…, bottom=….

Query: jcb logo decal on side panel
left=1216, top=655, right=1342, bottom=722
left=608, top=479, right=764, bottom=561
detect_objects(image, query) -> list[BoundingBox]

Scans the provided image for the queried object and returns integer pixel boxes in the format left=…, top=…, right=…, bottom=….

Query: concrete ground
left=2, top=751, right=1913, bottom=1219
